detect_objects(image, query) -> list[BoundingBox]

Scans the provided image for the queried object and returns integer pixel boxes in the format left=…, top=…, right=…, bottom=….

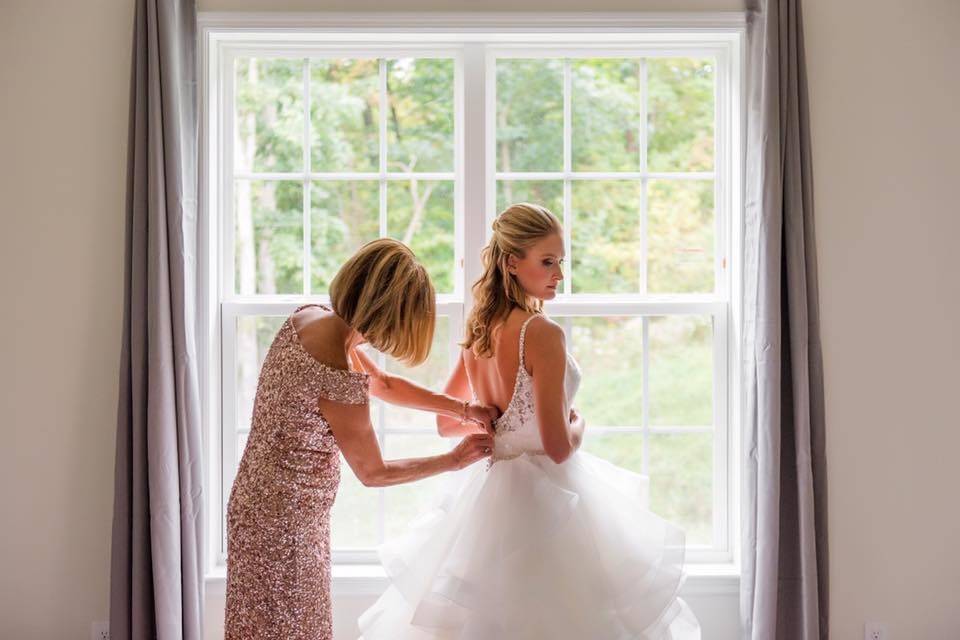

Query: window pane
left=583, top=431, right=713, bottom=545
left=310, top=181, right=379, bottom=294
left=235, top=180, right=304, bottom=295
left=387, top=58, right=455, bottom=173
left=496, top=59, right=563, bottom=172
left=235, top=315, right=287, bottom=431
left=235, top=57, right=304, bottom=174
left=383, top=434, right=450, bottom=539
left=236, top=432, right=249, bottom=466
left=387, top=180, right=455, bottom=294
left=571, top=180, right=642, bottom=293
left=582, top=433, right=645, bottom=476
left=383, top=317, right=451, bottom=429
left=495, top=180, right=563, bottom=217
left=647, top=57, right=715, bottom=173
left=572, top=59, right=641, bottom=172
left=331, top=458, right=379, bottom=548
left=650, top=432, right=713, bottom=545
left=311, top=59, right=379, bottom=173
left=649, top=315, right=713, bottom=427
left=647, top=179, right=715, bottom=293
left=564, top=316, right=643, bottom=428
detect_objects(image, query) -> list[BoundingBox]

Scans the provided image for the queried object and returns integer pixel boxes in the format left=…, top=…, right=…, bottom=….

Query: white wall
left=2, top=0, right=958, bottom=638
left=0, top=0, right=132, bottom=637
left=802, top=0, right=960, bottom=636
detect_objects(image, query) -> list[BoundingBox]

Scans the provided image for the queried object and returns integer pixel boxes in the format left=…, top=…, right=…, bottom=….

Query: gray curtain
left=110, top=0, right=203, bottom=638
left=741, top=0, right=829, bottom=638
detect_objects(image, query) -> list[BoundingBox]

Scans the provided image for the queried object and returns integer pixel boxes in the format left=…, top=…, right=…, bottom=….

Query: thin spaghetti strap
left=518, top=315, right=537, bottom=370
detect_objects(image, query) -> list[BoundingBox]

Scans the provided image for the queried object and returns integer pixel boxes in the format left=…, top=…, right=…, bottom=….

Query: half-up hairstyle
left=462, top=203, right=562, bottom=358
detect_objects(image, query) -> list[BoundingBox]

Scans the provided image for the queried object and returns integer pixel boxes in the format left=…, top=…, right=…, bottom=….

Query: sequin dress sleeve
left=225, top=310, right=369, bottom=640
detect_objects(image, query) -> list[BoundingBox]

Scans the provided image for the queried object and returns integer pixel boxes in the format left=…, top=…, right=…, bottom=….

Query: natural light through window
left=204, top=29, right=741, bottom=571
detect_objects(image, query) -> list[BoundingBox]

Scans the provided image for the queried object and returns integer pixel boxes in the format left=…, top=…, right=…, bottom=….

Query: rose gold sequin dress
left=225, top=304, right=369, bottom=640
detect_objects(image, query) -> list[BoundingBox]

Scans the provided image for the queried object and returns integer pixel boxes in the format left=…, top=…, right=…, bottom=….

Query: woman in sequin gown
left=358, top=206, right=700, bottom=639
left=225, top=239, right=496, bottom=640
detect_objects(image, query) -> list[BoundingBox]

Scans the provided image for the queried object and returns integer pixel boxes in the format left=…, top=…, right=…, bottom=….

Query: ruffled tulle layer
left=358, top=451, right=701, bottom=640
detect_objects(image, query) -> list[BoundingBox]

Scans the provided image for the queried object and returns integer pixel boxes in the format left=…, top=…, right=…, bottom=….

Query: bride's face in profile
left=507, top=232, right=565, bottom=301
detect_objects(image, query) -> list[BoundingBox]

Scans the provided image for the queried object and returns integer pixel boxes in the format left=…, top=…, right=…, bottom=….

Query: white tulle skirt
left=358, top=450, right=701, bottom=640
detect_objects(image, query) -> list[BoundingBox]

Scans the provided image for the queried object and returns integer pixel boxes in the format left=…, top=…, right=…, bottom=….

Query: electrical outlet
left=91, top=621, right=110, bottom=640
left=864, top=622, right=886, bottom=640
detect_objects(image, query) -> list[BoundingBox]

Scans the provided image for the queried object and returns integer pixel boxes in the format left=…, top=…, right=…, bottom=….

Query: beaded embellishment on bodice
left=490, top=315, right=582, bottom=463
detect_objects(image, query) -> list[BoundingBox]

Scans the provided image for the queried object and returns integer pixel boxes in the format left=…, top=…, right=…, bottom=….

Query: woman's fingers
left=465, top=402, right=501, bottom=435
left=452, top=434, right=494, bottom=468
left=467, top=434, right=494, bottom=457
left=467, top=433, right=494, bottom=449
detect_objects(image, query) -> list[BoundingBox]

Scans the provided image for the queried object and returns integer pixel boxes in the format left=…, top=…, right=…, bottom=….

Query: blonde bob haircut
left=329, top=238, right=436, bottom=366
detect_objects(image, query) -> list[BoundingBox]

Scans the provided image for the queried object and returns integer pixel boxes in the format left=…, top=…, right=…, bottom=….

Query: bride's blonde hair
left=462, top=203, right=562, bottom=358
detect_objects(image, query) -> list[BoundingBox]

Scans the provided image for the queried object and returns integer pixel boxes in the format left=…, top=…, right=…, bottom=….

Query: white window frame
left=199, top=12, right=745, bottom=595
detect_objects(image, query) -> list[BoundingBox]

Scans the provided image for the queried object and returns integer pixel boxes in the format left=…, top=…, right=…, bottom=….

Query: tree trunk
left=402, top=177, right=436, bottom=247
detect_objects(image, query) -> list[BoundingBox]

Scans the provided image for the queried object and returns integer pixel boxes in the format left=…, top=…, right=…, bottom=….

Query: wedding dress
left=358, top=315, right=701, bottom=639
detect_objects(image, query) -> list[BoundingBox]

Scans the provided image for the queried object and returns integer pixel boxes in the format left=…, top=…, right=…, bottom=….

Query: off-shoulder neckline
left=288, top=304, right=370, bottom=381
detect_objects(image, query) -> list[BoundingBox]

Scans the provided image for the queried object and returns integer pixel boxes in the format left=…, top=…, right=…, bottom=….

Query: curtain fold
left=110, top=0, right=203, bottom=638
left=741, top=0, right=829, bottom=638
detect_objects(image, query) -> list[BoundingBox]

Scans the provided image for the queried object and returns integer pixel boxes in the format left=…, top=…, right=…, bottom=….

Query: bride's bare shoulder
left=523, top=314, right=566, bottom=353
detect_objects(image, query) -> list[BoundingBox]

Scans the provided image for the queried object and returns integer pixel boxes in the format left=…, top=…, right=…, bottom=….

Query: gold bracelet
left=459, top=399, right=469, bottom=424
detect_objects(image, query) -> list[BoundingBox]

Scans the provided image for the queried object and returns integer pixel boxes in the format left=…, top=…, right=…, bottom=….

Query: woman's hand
left=448, top=433, right=495, bottom=470
left=464, top=401, right=500, bottom=435
left=569, top=406, right=585, bottom=450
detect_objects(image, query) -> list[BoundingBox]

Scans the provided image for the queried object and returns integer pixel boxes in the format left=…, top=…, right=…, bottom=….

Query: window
left=201, top=21, right=743, bottom=574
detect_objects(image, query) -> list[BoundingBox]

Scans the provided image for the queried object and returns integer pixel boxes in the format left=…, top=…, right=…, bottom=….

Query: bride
left=357, top=203, right=701, bottom=639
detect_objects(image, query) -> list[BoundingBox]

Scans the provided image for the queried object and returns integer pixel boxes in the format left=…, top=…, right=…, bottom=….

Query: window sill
left=205, top=563, right=739, bottom=598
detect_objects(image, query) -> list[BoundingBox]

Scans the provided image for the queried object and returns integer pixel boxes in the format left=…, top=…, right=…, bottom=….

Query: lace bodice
left=490, top=315, right=582, bottom=462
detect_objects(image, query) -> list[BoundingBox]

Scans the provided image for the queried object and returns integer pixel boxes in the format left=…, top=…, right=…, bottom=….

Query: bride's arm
left=349, top=346, right=494, bottom=434
left=436, top=352, right=492, bottom=437
left=526, top=318, right=578, bottom=464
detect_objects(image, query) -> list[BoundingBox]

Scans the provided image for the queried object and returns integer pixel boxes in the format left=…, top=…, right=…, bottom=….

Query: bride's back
left=461, top=310, right=532, bottom=414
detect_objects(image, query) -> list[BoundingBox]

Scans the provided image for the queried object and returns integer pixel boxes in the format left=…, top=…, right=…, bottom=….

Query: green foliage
left=387, top=181, right=454, bottom=294
left=387, top=58, right=455, bottom=172
left=231, top=54, right=720, bottom=548
left=311, top=181, right=379, bottom=292
left=572, top=59, right=641, bottom=171
left=311, top=59, right=379, bottom=172
left=571, top=180, right=643, bottom=293
left=496, top=180, right=563, bottom=217
left=237, top=58, right=304, bottom=173
left=648, top=58, right=715, bottom=172
left=497, top=59, right=564, bottom=171
left=496, top=56, right=716, bottom=295
left=648, top=179, right=715, bottom=293
left=235, top=57, right=456, bottom=296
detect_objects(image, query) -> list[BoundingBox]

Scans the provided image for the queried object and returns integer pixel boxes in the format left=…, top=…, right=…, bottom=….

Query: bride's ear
left=506, top=254, right=518, bottom=275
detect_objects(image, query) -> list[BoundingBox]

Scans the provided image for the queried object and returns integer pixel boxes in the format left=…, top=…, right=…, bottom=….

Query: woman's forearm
left=378, top=373, right=466, bottom=418
left=437, top=414, right=486, bottom=437
left=353, top=347, right=466, bottom=419
left=363, top=452, right=454, bottom=487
